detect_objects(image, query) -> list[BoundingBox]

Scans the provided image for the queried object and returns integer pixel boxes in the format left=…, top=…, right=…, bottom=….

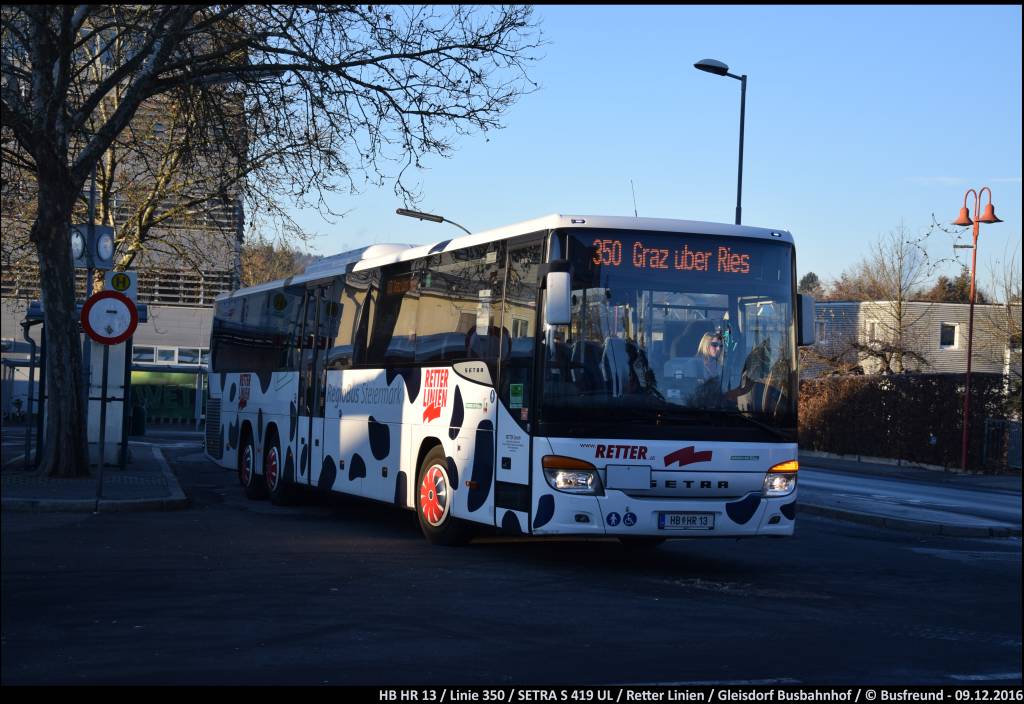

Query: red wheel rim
left=241, top=445, right=253, bottom=486
left=419, top=464, right=449, bottom=527
left=266, top=447, right=279, bottom=490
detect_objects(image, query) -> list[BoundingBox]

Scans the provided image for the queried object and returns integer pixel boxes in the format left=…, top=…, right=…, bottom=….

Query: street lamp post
left=952, top=187, right=1002, bottom=470
left=694, top=58, right=747, bottom=225
left=396, top=208, right=471, bottom=235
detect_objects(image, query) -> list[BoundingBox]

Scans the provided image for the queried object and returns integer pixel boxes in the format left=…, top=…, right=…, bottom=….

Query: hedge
left=799, top=373, right=1011, bottom=471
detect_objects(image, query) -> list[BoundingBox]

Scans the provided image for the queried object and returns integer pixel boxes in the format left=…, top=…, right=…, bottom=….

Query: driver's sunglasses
left=709, top=341, right=722, bottom=349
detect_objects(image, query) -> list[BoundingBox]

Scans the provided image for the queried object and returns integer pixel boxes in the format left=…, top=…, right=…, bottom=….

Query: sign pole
left=94, top=342, right=109, bottom=513
left=83, top=166, right=97, bottom=422
left=120, top=335, right=133, bottom=469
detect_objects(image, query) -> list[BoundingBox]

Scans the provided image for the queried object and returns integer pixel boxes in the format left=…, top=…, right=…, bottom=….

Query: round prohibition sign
left=80, top=290, right=138, bottom=345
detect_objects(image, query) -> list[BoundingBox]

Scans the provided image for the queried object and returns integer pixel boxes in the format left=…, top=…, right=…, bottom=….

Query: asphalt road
left=2, top=431, right=1021, bottom=685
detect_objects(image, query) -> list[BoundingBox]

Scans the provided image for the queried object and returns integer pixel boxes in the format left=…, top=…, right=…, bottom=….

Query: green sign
left=510, top=383, right=524, bottom=409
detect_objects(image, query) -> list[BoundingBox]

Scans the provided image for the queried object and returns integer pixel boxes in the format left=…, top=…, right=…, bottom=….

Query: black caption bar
left=366, top=687, right=1023, bottom=704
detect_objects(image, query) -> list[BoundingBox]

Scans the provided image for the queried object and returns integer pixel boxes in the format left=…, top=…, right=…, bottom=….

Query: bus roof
left=217, top=214, right=793, bottom=302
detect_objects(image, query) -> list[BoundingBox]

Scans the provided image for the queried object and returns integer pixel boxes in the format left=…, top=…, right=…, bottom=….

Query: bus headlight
left=763, top=460, right=798, bottom=497
left=542, top=455, right=603, bottom=495
left=763, top=472, right=796, bottom=496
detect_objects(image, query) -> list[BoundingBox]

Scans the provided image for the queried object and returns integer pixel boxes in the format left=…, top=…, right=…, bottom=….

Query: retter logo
left=664, top=446, right=712, bottom=467
left=239, top=373, right=251, bottom=410
left=422, top=368, right=449, bottom=422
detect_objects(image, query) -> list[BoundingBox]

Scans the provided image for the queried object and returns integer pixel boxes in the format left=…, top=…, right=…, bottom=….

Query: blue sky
left=286, top=5, right=1022, bottom=288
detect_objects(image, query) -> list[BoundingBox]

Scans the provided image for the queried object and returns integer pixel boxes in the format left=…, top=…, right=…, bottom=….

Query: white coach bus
left=205, top=214, right=815, bottom=545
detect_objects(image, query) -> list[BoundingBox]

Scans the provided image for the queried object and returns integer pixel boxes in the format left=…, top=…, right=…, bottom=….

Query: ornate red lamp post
left=952, top=187, right=1001, bottom=470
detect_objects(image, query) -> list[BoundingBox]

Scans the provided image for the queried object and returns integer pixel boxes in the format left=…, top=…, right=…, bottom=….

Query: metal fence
left=983, top=418, right=1023, bottom=471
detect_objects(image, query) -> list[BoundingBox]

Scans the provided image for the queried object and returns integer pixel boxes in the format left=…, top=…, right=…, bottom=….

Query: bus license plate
left=659, top=512, right=715, bottom=530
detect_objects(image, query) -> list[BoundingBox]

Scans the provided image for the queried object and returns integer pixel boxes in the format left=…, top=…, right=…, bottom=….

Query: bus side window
left=500, top=242, right=542, bottom=426
left=415, top=245, right=498, bottom=365
left=368, top=263, right=419, bottom=365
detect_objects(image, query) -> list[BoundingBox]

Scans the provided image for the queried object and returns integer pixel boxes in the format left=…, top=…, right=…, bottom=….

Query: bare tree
left=1, top=5, right=542, bottom=477
left=828, top=222, right=938, bottom=373
left=241, top=232, right=308, bottom=287
left=980, top=243, right=1023, bottom=415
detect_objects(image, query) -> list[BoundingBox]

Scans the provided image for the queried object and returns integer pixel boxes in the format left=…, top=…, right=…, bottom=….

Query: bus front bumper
left=530, top=489, right=797, bottom=538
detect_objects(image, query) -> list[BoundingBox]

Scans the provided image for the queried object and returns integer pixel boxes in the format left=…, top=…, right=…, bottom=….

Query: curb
left=800, top=503, right=1021, bottom=538
left=1, top=496, right=190, bottom=513
left=0, top=445, right=190, bottom=514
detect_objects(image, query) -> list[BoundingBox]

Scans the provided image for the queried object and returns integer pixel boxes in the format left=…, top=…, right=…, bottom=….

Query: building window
left=866, top=320, right=879, bottom=342
left=512, top=317, right=530, bottom=339
left=178, top=348, right=200, bottom=365
left=815, top=320, right=827, bottom=343
left=940, top=323, right=958, bottom=349
left=157, top=347, right=177, bottom=363
left=133, top=346, right=155, bottom=363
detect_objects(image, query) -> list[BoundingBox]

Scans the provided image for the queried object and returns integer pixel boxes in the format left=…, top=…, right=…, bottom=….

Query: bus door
left=296, top=285, right=329, bottom=487
left=494, top=239, right=544, bottom=530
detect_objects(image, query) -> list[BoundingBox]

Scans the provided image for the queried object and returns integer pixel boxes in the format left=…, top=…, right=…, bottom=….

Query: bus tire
left=265, top=433, right=293, bottom=505
left=238, top=431, right=267, bottom=500
left=415, top=446, right=473, bottom=546
left=618, top=536, right=666, bottom=550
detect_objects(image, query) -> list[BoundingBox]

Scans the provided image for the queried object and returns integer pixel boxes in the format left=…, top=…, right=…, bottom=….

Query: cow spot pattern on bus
left=227, top=417, right=239, bottom=451
left=289, top=401, right=297, bottom=441
left=349, top=453, right=366, bottom=481
left=501, top=510, right=522, bottom=535
left=257, top=409, right=264, bottom=443
left=394, top=471, right=407, bottom=507
left=219, top=372, right=227, bottom=394
left=780, top=501, right=796, bottom=520
left=386, top=367, right=421, bottom=404
left=428, top=239, right=451, bottom=254
left=725, top=493, right=762, bottom=525
left=257, top=370, right=273, bottom=395
left=320, top=456, right=336, bottom=491
left=229, top=383, right=237, bottom=403
left=368, top=416, right=390, bottom=461
left=467, top=420, right=493, bottom=513
left=533, top=495, right=555, bottom=529
left=285, top=448, right=295, bottom=483
left=448, top=386, right=464, bottom=440
left=300, top=442, right=308, bottom=479
left=445, top=456, right=460, bottom=487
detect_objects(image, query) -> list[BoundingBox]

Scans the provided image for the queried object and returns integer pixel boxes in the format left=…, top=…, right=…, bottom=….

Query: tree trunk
left=32, top=184, right=89, bottom=478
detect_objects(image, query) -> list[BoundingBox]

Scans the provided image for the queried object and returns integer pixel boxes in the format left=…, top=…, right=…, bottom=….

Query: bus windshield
left=539, top=230, right=796, bottom=438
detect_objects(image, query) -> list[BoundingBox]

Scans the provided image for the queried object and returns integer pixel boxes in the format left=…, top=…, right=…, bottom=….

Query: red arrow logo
left=664, top=446, right=713, bottom=467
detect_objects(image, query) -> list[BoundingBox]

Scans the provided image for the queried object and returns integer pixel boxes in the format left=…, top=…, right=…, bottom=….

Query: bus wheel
left=239, top=432, right=267, bottom=500
left=416, top=446, right=473, bottom=546
left=618, top=537, right=666, bottom=550
left=265, top=436, right=293, bottom=506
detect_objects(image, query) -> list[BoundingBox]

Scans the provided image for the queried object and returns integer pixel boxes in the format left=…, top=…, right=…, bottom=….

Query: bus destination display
left=590, top=238, right=751, bottom=275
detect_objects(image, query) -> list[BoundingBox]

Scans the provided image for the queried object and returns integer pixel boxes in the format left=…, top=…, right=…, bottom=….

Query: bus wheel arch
left=238, top=422, right=266, bottom=500
left=264, top=424, right=293, bottom=505
left=415, top=443, right=473, bottom=546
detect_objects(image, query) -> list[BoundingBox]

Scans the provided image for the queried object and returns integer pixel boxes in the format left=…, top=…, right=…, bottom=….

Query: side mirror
left=798, top=294, right=816, bottom=346
left=545, top=271, right=572, bottom=326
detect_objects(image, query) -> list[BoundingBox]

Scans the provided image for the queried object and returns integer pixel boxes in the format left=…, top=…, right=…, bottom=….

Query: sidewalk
left=798, top=451, right=1022, bottom=538
left=1, top=442, right=189, bottom=513
left=799, top=451, right=1022, bottom=493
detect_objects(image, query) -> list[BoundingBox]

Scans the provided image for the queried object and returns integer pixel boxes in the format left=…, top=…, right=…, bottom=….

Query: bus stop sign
left=81, top=290, right=138, bottom=345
